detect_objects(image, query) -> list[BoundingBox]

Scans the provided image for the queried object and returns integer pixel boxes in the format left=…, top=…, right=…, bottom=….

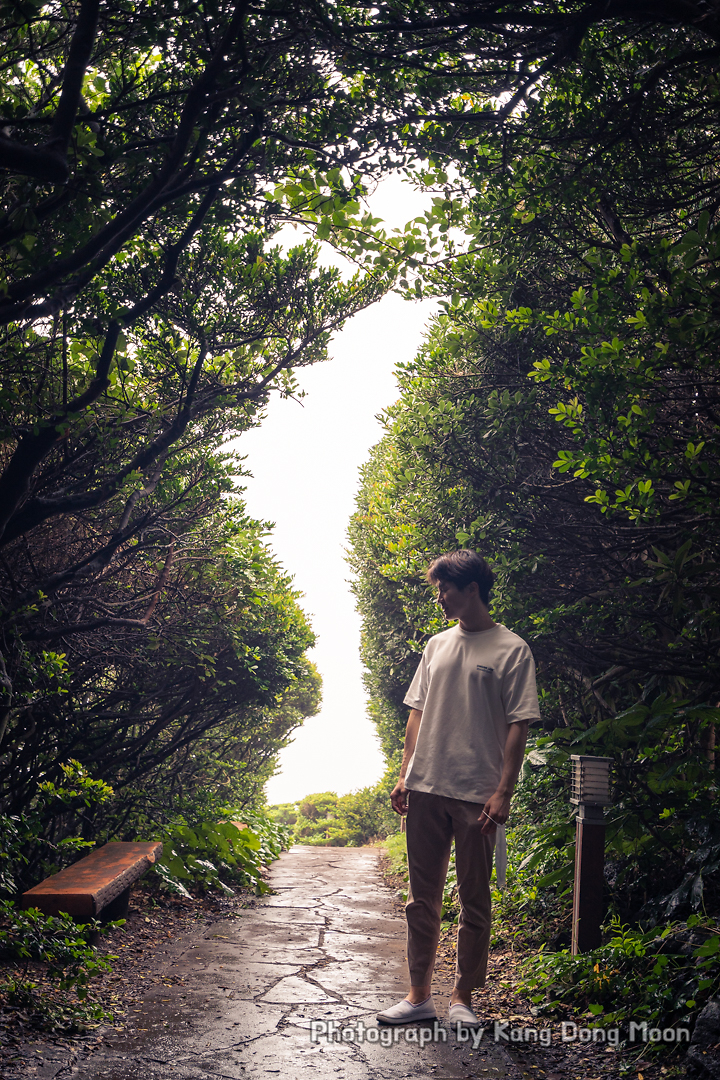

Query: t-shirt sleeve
left=501, top=648, right=541, bottom=724
left=403, top=650, right=429, bottom=711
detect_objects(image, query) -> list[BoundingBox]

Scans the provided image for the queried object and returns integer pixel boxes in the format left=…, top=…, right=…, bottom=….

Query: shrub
left=268, top=803, right=299, bottom=827
left=293, top=790, right=377, bottom=846
left=152, top=808, right=292, bottom=897
left=290, top=768, right=399, bottom=847
left=518, top=915, right=720, bottom=1050
left=0, top=901, right=117, bottom=1028
left=1, top=761, right=114, bottom=899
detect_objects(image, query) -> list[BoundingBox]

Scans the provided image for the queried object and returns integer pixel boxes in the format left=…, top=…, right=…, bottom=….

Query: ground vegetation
left=0, top=876, right=254, bottom=1065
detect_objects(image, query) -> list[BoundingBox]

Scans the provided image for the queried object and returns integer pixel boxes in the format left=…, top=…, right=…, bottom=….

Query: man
left=377, top=550, right=540, bottom=1028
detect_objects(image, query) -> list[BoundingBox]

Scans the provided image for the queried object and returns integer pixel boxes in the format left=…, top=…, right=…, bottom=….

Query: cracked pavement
left=61, top=846, right=518, bottom=1079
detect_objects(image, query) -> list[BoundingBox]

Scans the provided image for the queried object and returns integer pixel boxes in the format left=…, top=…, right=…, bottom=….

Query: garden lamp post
left=570, top=755, right=613, bottom=954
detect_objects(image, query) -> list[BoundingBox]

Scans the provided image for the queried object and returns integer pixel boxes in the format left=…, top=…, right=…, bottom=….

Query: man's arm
left=479, top=719, right=529, bottom=835
left=390, top=708, right=422, bottom=815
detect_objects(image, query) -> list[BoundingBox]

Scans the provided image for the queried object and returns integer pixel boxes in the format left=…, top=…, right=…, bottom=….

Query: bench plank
left=21, top=841, right=163, bottom=920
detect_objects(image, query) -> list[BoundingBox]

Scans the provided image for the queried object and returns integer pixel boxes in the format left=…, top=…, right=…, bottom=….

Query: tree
left=0, top=235, right=372, bottom=766
left=5, top=0, right=720, bottom=874
left=91, top=659, right=323, bottom=846
left=0, top=0, right=523, bottom=803
left=0, top=232, right=365, bottom=827
left=1, top=489, right=320, bottom=819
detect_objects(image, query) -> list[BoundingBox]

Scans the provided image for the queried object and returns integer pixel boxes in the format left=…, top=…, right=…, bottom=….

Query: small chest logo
left=476, top=665, right=494, bottom=674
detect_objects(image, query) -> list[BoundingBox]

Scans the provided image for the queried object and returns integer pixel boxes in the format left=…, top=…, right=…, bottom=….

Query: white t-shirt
left=403, top=623, right=540, bottom=804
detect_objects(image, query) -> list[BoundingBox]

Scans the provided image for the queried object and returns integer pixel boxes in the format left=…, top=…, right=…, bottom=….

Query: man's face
left=435, top=579, right=472, bottom=621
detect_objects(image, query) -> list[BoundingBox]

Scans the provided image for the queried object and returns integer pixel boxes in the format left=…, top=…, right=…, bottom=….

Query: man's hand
left=390, top=777, right=408, bottom=815
left=479, top=790, right=512, bottom=835
left=391, top=709, right=422, bottom=816
left=478, top=720, right=529, bottom=834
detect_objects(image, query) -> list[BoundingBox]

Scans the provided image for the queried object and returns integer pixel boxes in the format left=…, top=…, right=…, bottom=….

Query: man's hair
left=426, top=549, right=494, bottom=607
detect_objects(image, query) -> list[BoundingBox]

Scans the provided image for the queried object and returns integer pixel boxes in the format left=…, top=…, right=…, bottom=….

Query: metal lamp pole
left=570, top=755, right=613, bottom=954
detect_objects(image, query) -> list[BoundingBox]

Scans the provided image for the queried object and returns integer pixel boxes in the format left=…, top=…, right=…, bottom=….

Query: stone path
left=76, top=845, right=517, bottom=1079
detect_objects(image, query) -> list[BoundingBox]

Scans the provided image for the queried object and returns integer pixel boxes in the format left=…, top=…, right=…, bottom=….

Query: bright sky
left=232, top=175, right=437, bottom=805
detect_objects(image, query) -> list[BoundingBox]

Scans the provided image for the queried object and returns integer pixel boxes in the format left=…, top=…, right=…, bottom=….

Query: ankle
left=407, top=988, right=431, bottom=1005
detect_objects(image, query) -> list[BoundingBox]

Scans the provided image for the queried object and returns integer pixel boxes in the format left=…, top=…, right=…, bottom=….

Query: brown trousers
left=405, top=789, right=495, bottom=991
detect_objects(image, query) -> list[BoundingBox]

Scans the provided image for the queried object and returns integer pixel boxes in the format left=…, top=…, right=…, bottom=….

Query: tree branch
left=46, top=0, right=102, bottom=161
left=0, top=321, right=120, bottom=543
left=0, top=136, right=68, bottom=184
left=0, top=0, right=100, bottom=183
left=26, top=541, right=176, bottom=641
left=0, top=0, right=252, bottom=324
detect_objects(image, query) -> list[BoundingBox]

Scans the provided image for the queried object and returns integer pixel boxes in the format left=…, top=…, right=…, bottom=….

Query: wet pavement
left=70, top=846, right=517, bottom=1079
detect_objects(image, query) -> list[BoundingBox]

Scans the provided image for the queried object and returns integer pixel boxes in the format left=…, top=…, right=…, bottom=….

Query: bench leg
left=101, top=885, right=131, bottom=922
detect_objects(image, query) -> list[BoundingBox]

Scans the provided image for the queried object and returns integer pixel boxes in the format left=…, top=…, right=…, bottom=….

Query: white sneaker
left=448, top=1002, right=483, bottom=1028
left=376, top=996, right=437, bottom=1025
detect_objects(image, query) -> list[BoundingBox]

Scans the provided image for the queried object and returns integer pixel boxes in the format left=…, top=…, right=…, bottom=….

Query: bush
left=1, top=761, right=114, bottom=899
left=292, top=790, right=377, bottom=846
left=289, top=767, right=399, bottom=847
left=0, top=901, right=118, bottom=1028
left=292, top=792, right=348, bottom=845
left=152, top=808, right=292, bottom=898
left=241, top=808, right=292, bottom=864
left=268, top=803, right=299, bottom=828
left=518, top=915, right=720, bottom=1051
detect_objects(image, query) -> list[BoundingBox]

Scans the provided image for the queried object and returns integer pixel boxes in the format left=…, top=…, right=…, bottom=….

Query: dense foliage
left=4, top=0, right=720, bottom=855
left=154, top=811, right=291, bottom=897
left=519, top=916, right=720, bottom=1041
left=0, top=900, right=117, bottom=1027
left=0, top=0, right=472, bottom=848
left=346, top=14, right=720, bottom=1059
left=2, top=0, right=720, bottom=1061
left=4, top=0, right=656, bottom=851
left=349, top=10, right=720, bottom=925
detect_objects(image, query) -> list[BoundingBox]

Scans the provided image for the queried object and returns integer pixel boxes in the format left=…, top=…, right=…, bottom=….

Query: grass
left=382, top=832, right=408, bottom=878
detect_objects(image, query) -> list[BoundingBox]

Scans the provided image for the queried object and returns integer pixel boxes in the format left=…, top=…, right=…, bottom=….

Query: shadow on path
left=75, top=845, right=517, bottom=1079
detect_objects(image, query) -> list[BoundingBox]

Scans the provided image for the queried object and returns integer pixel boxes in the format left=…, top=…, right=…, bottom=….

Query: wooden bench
left=21, top=841, right=163, bottom=922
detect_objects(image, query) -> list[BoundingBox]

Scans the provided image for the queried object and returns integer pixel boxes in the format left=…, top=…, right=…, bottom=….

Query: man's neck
left=459, top=609, right=496, bottom=633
